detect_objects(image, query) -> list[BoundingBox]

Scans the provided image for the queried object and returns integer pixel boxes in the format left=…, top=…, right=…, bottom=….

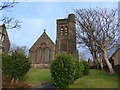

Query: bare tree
left=9, top=43, right=29, bottom=56
left=0, top=0, right=21, bottom=29
left=0, top=0, right=16, bottom=10
left=76, top=15, right=100, bottom=69
left=75, top=8, right=119, bottom=74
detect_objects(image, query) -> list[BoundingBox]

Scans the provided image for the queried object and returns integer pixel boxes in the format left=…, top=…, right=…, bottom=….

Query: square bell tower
left=55, top=14, right=77, bottom=57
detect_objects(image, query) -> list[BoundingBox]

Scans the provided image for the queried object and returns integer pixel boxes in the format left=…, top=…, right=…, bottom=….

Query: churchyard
left=2, top=52, right=119, bottom=88
left=3, top=67, right=118, bottom=88
left=1, top=1, right=120, bottom=89
left=22, top=69, right=118, bottom=88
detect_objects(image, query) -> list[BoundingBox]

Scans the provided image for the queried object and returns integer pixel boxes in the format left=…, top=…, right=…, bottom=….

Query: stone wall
left=31, top=64, right=50, bottom=69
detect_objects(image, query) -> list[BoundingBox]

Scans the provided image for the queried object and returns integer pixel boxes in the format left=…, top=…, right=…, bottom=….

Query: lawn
left=22, top=69, right=119, bottom=88
left=69, top=69, right=119, bottom=88
left=22, top=69, right=51, bottom=87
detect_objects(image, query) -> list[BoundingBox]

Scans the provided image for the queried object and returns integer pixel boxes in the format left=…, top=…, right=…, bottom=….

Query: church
left=0, top=24, right=10, bottom=53
left=29, top=14, right=78, bottom=68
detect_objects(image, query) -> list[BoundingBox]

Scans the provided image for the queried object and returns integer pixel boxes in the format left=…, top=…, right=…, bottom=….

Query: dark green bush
left=2, top=50, right=31, bottom=80
left=74, top=60, right=84, bottom=80
left=2, top=53, right=10, bottom=75
left=82, top=61, right=90, bottom=75
left=50, top=53, right=76, bottom=88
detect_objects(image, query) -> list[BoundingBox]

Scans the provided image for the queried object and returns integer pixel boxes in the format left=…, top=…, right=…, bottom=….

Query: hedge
left=2, top=50, right=31, bottom=80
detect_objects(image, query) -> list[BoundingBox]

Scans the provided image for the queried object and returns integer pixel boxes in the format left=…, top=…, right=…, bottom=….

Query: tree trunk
left=95, top=51, right=100, bottom=69
left=92, top=51, right=99, bottom=69
left=103, top=50, right=115, bottom=74
left=100, top=61, right=103, bottom=70
left=95, top=60, right=99, bottom=69
left=16, top=78, right=19, bottom=84
left=11, top=78, right=14, bottom=85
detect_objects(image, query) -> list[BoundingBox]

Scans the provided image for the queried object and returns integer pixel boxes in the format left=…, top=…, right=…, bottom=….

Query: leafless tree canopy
left=9, top=43, right=29, bottom=56
left=0, top=0, right=21, bottom=29
left=1, top=16, right=21, bottom=29
left=75, top=8, right=118, bottom=50
left=75, top=8, right=119, bottom=74
left=0, top=0, right=17, bottom=10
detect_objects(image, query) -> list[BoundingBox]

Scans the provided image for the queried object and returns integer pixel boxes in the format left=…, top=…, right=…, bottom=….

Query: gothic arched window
left=45, top=47, right=50, bottom=64
left=36, top=42, right=50, bottom=64
left=36, top=47, right=42, bottom=64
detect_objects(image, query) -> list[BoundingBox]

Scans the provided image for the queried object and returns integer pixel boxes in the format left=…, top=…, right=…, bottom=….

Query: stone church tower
left=55, top=14, right=77, bottom=57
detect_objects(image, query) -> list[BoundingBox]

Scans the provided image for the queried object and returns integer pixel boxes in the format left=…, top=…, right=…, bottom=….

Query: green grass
left=22, top=69, right=119, bottom=88
left=69, top=69, right=119, bottom=88
left=22, top=69, right=51, bottom=87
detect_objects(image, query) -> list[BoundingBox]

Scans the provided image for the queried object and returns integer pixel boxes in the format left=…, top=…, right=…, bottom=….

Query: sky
left=1, top=1, right=119, bottom=60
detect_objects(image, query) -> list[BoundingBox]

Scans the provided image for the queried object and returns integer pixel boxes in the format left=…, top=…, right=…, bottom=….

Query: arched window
left=36, top=42, right=51, bottom=64
left=36, top=47, right=42, bottom=64
left=45, top=47, right=50, bottom=64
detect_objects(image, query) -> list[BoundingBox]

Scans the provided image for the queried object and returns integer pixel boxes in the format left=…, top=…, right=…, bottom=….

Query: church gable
left=30, top=30, right=54, bottom=51
left=29, top=30, right=55, bottom=65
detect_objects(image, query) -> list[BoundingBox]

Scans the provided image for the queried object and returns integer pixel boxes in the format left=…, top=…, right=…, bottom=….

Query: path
left=37, top=82, right=56, bottom=89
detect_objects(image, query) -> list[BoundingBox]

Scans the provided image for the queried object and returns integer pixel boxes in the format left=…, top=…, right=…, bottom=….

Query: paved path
left=37, top=82, right=56, bottom=89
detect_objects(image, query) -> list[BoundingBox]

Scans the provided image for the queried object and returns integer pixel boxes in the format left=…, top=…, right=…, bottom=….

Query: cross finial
left=44, top=29, right=46, bottom=32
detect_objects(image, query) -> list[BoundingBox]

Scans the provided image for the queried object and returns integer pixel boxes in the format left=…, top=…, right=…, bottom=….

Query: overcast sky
left=2, top=1, right=119, bottom=60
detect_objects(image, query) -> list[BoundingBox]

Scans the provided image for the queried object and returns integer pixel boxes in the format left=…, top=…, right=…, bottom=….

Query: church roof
left=29, top=30, right=54, bottom=51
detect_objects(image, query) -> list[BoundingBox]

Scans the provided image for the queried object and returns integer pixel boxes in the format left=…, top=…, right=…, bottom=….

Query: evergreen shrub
left=50, top=53, right=76, bottom=88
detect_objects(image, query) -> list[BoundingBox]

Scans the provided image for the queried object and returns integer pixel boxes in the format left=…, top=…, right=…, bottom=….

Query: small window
left=65, top=25, right=68, bottom=30
left=65, top=27, right=67, bottom=30
left=61, top=34, right=63, bottom=36
left=61, top=28, right=63, bottom=30
left=65, top=26, right=68, bottom=36
left=61, top=26, right=64, bottom=30
left=65, top=33, right=68, bottom=36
